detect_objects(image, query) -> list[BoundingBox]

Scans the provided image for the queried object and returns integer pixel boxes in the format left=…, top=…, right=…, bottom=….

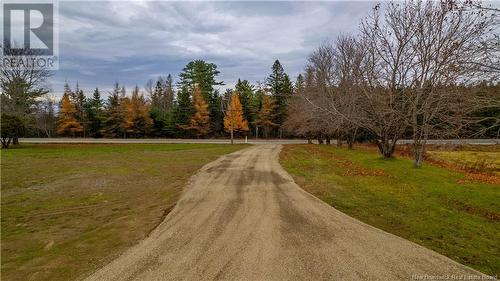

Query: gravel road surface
left=84, top=145, right=483, bottom=281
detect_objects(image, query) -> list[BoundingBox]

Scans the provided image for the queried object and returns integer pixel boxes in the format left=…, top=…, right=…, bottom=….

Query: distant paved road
left=19, top=138, right=308, bottom=145
left=83, top=145, right=484, bottom=281
left=397, top=139, right=499, bottom=145
left=19, top=138, right=499, bottom=145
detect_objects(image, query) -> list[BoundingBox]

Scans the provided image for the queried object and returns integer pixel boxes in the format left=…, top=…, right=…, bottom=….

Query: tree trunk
left=13, top=137, right=19, bottom=145
left=376, top=138, right=396, bottom=158
left=1, top=137, right=12, bottom=149
left=325, top=136, right=331, bottom=145
left=413, top=142, right=426, bottom=168
left=347, top=139, right=354, bottom=150
left=347, top=128, right=357, bottom=150
left=307, top=138, right=313, bottom=144
left=336, top=137, right=342, bottom=147
left=317, top=135, right=324, bottom=144
left=230, top=111, right=234, bottom=145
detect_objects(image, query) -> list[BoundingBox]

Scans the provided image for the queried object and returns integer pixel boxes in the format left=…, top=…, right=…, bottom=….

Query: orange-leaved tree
left=184, top=85, right=210, bottom=137
left=224, top=92, right=249, bottom=134
left=123, top=86, right=153, bottom=137
left=57, top=93, right=83, bottom=137
left=256, top=94, right=278, bottom=138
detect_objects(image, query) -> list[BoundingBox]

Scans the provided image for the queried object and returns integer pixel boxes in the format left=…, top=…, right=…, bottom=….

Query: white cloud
left=51, top=1, right=375, bottom=97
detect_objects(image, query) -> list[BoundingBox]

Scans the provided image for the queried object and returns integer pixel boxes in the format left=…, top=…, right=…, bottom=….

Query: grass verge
left=1, top=143, right=246, bottom=281
left=280, top=144, right=500, bottom=276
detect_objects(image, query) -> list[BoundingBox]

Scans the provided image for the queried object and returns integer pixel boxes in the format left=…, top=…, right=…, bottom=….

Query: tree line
left=1, top=59, right=294, bottom=145
left=284, top=0, right=499, bottom=167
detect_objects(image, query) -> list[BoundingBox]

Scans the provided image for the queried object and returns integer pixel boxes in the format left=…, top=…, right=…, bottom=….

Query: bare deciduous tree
left=0, top=44, right=53, bottom=144
left=34, top=96, right=57, bottom=137
left=287, top=0, right=499, bottom=166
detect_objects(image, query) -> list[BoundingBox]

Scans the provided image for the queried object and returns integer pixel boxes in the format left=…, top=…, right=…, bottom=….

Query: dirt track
left=84, top=145, right=482, bottom=281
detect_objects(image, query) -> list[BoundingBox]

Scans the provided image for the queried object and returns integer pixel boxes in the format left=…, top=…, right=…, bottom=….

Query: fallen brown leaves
left=396, top=144, right=500, bottom=185
left=450, top=199, right=500, bottom=222
left=301, top=144, right=387, bottom=177
left=341, top=160, right=386, bottom=177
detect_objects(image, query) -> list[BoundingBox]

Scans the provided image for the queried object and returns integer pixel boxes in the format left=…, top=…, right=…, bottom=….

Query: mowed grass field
left=427, top=145, right=500, bottom=176
left=1, top=143, right=246, bottom=281
left=280, top=144, right=500, bottom=276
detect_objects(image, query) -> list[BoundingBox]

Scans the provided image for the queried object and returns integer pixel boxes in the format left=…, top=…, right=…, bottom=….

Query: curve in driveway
left=84, top=145, right=482, bottom=281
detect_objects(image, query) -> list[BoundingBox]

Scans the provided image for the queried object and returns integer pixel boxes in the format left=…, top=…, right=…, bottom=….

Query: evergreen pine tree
left=86, top=88, right=104, bottom=137
left=235, top=79, right=255, bottom=127
left=75, top=86, right=87, bottom=136
left=149, top=75, right=177, bottom=137
left=151, top=78, right=163, bottom=110
left=295, top=74, right=305, bottom=93
left=150, top=78, right=166, bottom=137
left=178, top=60, right=223, bottom=134
left=266, top=60, right=293, bottom=135
left=164, top=74, right=175, bottom=111
left=63, top=82, right=72, bottom=99
left=174, top=86, right=194, bottom=135
left=101, top=83, right=126, bottom=138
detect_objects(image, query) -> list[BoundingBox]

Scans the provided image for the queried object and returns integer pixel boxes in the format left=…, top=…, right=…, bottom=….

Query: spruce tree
left=101, top=83, right=126, bottom=138
left=86, top=88, right=104, bottom=137
left=150, top=78, right=166, bottom=137
left=63, top=82, right=72, bottom=99
left=75, top=86, right=87, bottom=136
left=164, top=74, right=175, bottom=111
left=149, top=74, right=176, bottom=137
left=295, top=74, right=305, bottom=93
left=174, top=86, right=194, bottom=135
left=266, top=60, right=293, bottom=136
left=235, top=79, right=255, bottom=127
left=151, top=78, right=163, bottom=110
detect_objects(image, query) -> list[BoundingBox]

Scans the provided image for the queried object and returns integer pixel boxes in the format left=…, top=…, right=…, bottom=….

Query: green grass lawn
left=280, top=144, right=500, bottom=276
left=1, top=143, right=246, bottom=281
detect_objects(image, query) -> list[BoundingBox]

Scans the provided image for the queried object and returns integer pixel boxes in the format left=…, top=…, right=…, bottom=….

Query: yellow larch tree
left=224, top=92, right=249, bottom=134
left=185, top=85, right=210, bottom=137
left=57, top=93, right=83, bottom=136
left=257, top=94, right=278, bottom=138
left=122, top=86, right=153, bottom=137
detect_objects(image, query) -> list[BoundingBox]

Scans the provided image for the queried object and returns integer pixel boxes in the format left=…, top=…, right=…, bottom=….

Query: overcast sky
left=53, top=1, right=377, bottom=97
